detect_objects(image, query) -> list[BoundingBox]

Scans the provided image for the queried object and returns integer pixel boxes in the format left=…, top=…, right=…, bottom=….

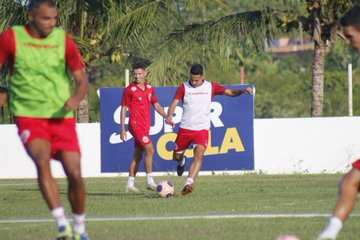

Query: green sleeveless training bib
left=10, top=25, right=73, bottom=118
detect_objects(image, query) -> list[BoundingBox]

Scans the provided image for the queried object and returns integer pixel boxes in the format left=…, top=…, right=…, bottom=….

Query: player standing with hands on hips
left=165, top=64, right=253, bottom=195
left=120, top=62, right=174, bottom=193
left=317, top=6, right=360, bottom=240
left=0, top=0, right=89, bottom=239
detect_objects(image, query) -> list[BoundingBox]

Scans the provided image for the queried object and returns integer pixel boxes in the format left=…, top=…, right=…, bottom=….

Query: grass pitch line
left=2, top=213, right=360, bottom=223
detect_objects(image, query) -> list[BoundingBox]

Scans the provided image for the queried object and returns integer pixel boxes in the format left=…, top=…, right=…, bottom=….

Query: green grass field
left=0, top=174, right=359, bottom=240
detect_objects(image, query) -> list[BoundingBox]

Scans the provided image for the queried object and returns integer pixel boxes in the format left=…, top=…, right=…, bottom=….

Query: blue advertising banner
left=100, top=84, right=254, bottom=173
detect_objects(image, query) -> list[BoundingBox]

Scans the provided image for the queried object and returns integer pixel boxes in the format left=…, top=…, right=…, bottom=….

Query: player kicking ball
left=165, top=64, right=253, bottom=195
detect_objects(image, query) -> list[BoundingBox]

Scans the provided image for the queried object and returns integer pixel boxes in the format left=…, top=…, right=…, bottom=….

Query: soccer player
left=165, top=64, right=253, bottom=195
left=317, top=6, right=360, bottom=240
left=0, top=0, right=89, bottom=239
left=120, top=62, right=173, bottom=193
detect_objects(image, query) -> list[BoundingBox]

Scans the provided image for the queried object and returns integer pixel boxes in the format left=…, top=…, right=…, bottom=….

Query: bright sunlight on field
left=0, top=174, right=359, bottom=240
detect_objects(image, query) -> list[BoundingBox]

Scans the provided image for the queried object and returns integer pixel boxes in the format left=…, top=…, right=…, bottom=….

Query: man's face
left=28, top=4, right=58, bottom=38
left=343, top=25, right=360, bottom=53
left=133, top=68, right=147, bottom=84
left=189, top=74, right=204, bottom=88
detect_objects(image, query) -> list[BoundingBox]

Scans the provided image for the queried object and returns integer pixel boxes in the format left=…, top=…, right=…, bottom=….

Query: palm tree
left=0, top=0, right=177, bottom=122
left=277, top=0, right=358, bottom=116
left=2, top=0, right=357, bottom=118
left=57, top=0, right=179, bottom=122
left=148, top=0, right=358, bottom=117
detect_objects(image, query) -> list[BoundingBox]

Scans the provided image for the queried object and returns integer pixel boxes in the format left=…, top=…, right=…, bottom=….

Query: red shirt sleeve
left=65, top=34, right=84, bottom=72
left=121, top=87, right=131, bottom=107
left=151, top=87, right=158, bottom=104
left=0, top=29, right=15, bottom=72
left=174, top=84, right=185, bottom=100
left=211, top=82, right=226, bottom=97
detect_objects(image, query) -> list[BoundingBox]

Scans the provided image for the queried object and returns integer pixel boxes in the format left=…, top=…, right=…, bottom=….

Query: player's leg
left=126, top=146, right=144, bottom=192
left=143, top=142, right=154, bottom=173
left=181, top=144, right=206, bottom=196
left=181, top=129, right=208, bottom=196
left=317, top=166, right=360, bottom=239
left=51, top=118, right=86, bottom=239
left=173, top=151, right=186, bottom=164
left=334, top=167, right=360, bottom=221
left=172, top=151, right=186, bottom=177
left=188, top=144, right=206, bottom=180
left=16, top=117, right=72, bottom=239
left=173, top=128, right=192, bottom=176
left=27, top=139, right=60, bottom=208
left=143, top=143, right=154, bottom=173
left=143, top=142, right=158, bottom=190
left=130, top=129, right=156, bottom=190
left=60, top=151, right=88, bottom=239
left=27, top=139, right=72, bottom=239
left=60, top=151, right=84, bottom=213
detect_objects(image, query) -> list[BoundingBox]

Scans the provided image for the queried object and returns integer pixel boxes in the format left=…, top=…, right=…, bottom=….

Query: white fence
left=1, top=117, right=360, bottom=178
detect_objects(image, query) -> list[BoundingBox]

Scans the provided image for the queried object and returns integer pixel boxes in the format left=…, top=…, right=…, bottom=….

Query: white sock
left=178, top=156, right=186, bottom=166
left=184, top=178, right=193, bottom=187
left=146, top=173, right=154, bottom=184
left=51, top=207, right=69, bottom=227
left=127, top=176, right=135, bottom=188
left=319, top=216, right=343, bottom=239
left=73, top=213, right=86, bottom=234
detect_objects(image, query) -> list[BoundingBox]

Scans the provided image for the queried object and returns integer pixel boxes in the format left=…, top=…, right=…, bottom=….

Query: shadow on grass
left=15, top=188, right=39, bottom=192
left=15, top=188, right=168, bottom=199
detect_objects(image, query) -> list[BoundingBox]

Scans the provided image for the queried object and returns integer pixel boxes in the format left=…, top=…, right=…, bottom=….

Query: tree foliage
left=1, top=0, right=360, bottom=123
left=143, top=0, right=360, bottom=117
left=0, top=0, right=178, bottom=122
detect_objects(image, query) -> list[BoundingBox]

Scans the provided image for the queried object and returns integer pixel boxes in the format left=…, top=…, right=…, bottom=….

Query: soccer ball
left=156, top=180, right=174, bottom=198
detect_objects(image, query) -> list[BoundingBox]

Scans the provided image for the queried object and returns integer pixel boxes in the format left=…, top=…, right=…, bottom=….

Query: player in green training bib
left=0, top=1, right=89, bottom=239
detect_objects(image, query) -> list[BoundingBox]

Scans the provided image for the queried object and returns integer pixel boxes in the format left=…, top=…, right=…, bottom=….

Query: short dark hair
left=340, top=6, right=360, bottom=31
left=28, top=0, right=57, bottom=12
left=132, top=62, right=147, bottom=70
left=190, top=64, right=203, bottom=75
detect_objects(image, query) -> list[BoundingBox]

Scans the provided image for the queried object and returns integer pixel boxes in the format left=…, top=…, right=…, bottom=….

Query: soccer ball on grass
left=156, top=180, right=174, bottom=198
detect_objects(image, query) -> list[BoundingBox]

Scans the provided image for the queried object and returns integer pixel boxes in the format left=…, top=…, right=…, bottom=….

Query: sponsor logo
left=20, top=129, right=30, bottom=144
left=188, top=92, right=209, bottom=95
left=23, top=42, right=59, bottom=49
left=100, top=86, right=254, bottom=172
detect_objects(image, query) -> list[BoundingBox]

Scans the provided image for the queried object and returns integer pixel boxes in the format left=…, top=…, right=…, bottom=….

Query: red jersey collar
left=130, top=81, right=149, bottom=90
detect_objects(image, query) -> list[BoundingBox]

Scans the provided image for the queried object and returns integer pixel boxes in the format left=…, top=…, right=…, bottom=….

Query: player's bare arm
left=165, top=99, right=179, bottom=126
left=0, top=61, right=6, bottom=107
left=64, top=68, right=88, bottom=111
left=120, top=105, right=128, bottom=141
left=0, top=87, right=7, bottom=107
left=0, top=62, right=7, bottom=107
left=154, top=102, right=175, bottom=127
left=153, top=102, right=167, bottom=118
left=224, top=87, right=253, bottom=97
